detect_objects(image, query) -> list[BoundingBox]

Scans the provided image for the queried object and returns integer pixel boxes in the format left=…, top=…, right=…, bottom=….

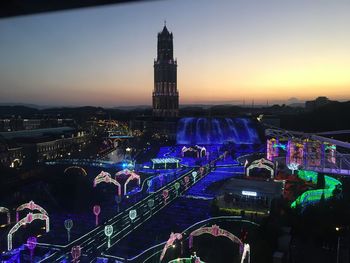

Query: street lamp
left=336, top=226, right=341, bottom=263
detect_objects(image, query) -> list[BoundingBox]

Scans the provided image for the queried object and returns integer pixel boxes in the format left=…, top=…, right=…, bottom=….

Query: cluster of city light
left=291, top=170, right=342, bottom=209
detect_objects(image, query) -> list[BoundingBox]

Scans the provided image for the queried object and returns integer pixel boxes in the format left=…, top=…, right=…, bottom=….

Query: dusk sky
left=0, top=0, right=350, bottom=107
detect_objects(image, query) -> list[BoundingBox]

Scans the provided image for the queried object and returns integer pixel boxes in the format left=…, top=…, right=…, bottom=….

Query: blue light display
left=176, top=117, right=261, bottom=145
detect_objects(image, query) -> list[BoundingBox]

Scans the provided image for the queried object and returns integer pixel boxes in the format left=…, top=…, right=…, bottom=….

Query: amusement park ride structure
left=265, top=127, right=350, bottom=175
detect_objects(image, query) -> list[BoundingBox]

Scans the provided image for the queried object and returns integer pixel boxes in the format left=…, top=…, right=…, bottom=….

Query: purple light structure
left=93, top=205, right=101, bottom=226
left=159, top=232, right=183, bottom=261
left=162, top=189, right=169, bottom=205
left=71, top=245, right=81, bottom=263
left=286, top=140, right=304, bottom=167
left=26, top=236, right=37, bottom=262
left=267, top=138, right=280, bottom=161
left=64, top=219, right=73, bottom=242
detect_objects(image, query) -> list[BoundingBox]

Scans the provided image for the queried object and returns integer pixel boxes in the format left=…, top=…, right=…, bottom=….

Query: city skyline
left=1, top=0, right=350, bottom=107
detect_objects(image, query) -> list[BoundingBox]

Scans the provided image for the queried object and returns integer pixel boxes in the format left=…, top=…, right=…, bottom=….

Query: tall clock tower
left=152, top=23, right=179, bottom=117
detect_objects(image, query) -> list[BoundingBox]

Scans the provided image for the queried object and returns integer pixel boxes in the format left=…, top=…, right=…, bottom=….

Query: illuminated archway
left=8, top=212, right=49, bottom=251
left=182, top=146, right=207, bottom=158
left=246, top=158, right=274, bottom=178
left=16, top=201, right=48, bottom=222
left=124, top=172, right=140, bottom=195
left=94, top=171, right=122, bottom=196
left=160, top=232, right=183, bottom=261
left=189, top=225, right=244, bottom=259
left=64, top=166, right=87, bottom=176
left=0, top=207, right=11, bottom=225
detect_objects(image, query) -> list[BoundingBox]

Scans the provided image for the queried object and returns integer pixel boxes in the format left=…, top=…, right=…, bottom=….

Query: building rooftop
left=0, top=127, right=75, bottom=140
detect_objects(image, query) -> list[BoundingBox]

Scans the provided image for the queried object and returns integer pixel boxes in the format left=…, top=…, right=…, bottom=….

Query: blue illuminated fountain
left=176, top=117, right=261, bottom=145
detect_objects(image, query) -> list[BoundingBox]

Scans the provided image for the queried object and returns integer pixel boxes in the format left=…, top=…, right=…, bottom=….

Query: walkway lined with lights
left=104, top=197, right=211, bottom=259
left=100, top=166, right=244, bottom=261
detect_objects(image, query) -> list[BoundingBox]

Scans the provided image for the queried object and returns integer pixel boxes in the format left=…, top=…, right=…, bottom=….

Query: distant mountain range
left=0, top=100, right=306, bottom=110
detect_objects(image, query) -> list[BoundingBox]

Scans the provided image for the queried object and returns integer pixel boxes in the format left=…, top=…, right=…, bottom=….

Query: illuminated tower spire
left=152, top=23, right=179, bottom=117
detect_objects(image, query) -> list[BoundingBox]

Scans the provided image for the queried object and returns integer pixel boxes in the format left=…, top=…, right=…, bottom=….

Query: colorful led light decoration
left=129, top=209, right=137, bottom=223
left=94, top=171, right=122, bottom=196
left=115, top=169, right=141, bottom=195
left=324, top=143, right=336, bottom=164
left=189, top=224, right=244, bottom=254
left=16, top=201, right=48, bottom=222
left=8, top=212, right=49, bottom=251
left=246, top=158, right=274, bottom=178
left=184, top=176, right=190, bottom=189
left=267, top=138, right=280, bottom=161
left=291, top=170, right=342, bottom=209
left=192, top=171, right=198, bottom=183
left=286, top=140, right=304, bottom=167
left=174, top=182, right=180, bottom=196
left=305, top=141, right=321, bottom=167
left=64, top=219, right=73, bottom=242
left=162, top=189, right=169, bottom=205
left=181, top=145, right=206, bottom=158
left=71, top=245, right=81, bottom=263
left=287, top=162, right=299, bottom=174
left=104, top=225, right=113, bottom=248
left=159, top=232, right=183, bottom=261
left=93, top=205, right=101, bottom=226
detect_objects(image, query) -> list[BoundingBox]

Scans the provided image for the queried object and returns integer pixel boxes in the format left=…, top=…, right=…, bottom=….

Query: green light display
left=291, top=170, right=342, bottom=209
